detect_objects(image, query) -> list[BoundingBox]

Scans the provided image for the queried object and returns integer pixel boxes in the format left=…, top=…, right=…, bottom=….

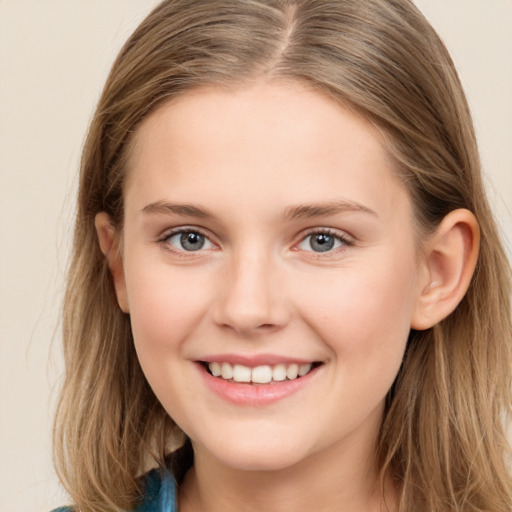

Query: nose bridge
left=214, top=242, right=288, bottom=334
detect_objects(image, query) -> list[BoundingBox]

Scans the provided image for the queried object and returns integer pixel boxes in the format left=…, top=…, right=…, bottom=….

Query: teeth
left=272, top=364, right=287, bottom=381
left=232, top=364, right=251, bottom=383
left=286, top=364, right=299, bottom=380
left=252, top=365, right=272, bottom=384
left=207, top=361, right=316, bottom=383
left=210, top=361, right=222, bottom=377
left=221, top=362, right=233, bottom=379
left=298, top=363, right=312, bottom=377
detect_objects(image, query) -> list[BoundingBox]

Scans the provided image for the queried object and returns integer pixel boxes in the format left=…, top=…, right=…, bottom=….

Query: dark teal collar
left=51, top=467, right=178, bottom=512
left=134, top=467, right=178, bottom=512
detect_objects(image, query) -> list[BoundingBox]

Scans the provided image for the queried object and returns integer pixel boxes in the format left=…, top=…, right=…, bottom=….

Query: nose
left=212, top=250, right=291, bottom=336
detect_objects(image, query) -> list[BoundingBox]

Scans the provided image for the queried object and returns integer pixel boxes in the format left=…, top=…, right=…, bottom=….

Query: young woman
left=52, top=1, right=512, bottom=511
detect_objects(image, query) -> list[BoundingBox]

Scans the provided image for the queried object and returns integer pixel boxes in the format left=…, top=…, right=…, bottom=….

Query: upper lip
left=198, top=353, right=321, bottom=367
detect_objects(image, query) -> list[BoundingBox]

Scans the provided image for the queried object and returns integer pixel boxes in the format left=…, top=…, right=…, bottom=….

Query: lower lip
left=197, top=363, right=321, bottom=406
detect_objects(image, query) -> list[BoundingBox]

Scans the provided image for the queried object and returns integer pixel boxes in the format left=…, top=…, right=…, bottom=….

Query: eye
left=162, top=229, right=215, bottom=252
left=297, top=230, right=351, bottom=253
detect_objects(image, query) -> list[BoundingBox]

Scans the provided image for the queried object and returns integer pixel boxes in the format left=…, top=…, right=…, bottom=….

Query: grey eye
left=309, top=233, right=335, bottom=252
left=297, top=231, right=347, bottom=253
left=165, top=230, right=213, bottom=251
left=180, top=232, right=205, bottom=251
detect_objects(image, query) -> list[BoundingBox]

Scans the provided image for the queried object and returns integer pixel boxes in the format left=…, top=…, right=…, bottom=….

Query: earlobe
left=94, top=212, right=130, bottom=313
left=411, top=209, right=479, bottom=330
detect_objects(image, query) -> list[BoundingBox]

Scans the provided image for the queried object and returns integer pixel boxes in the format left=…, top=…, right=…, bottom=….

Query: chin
left=196, top=435, right=310, bottom=473
left=219, top=450, right=305, bottom=472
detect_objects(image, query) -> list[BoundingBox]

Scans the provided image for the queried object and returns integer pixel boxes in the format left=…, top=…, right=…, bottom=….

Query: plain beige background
left=1, top=1, right=511, bottom=511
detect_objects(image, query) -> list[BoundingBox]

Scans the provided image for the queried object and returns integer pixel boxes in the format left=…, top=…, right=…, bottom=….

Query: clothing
left=51, top=467, right=178, bottom=512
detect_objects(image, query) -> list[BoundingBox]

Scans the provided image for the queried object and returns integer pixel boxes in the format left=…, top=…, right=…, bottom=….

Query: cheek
left=124, top=258, right=212, bottom=354
left=298, top=254, right=417, bottom=366
left=123, top=261, right=213, bottom=423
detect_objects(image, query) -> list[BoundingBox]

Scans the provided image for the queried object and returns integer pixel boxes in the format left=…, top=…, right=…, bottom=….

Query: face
left=113, top=81, right=424, bottom=473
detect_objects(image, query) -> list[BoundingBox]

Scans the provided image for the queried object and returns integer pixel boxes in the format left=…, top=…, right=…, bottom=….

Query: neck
left=178, top=430, right=396, bottom=512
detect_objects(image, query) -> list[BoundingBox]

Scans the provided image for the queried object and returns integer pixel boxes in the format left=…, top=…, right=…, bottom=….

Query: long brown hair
left=53, top=1, right=512, bottom=510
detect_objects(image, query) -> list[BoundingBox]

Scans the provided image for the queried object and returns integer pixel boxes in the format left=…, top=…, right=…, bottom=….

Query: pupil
left=181, top=232, right=205, bottom=251
left=311, top=234, right=334, bottom=252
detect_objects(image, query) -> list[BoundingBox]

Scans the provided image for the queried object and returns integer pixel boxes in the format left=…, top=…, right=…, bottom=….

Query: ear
left=95, top=212, right=129, bottom=313
left=411, top=209, right=479, bottom=330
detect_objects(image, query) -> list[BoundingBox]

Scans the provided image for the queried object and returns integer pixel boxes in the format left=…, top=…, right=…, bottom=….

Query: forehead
left=124, top=81, right=409, bottom=222
left=129, top=80, right=388, bottom=168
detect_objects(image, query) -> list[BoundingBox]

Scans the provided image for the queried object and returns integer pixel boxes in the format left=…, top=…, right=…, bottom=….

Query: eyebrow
left=141, top=199, right=378, bottom=220
left=142, top=201, right=212, bottom=218
left=283, top=200, right=378, bottom=220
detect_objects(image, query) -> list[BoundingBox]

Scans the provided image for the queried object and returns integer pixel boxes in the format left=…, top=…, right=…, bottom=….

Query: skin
left=96, top=81, right=479, bottom=512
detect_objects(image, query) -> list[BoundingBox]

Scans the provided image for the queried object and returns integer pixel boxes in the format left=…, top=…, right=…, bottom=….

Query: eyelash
left=297, top=228, right=353, bottom=256
left=158, top=227, right=353, bottom=256
left=158, top=227, right=216, bottom=257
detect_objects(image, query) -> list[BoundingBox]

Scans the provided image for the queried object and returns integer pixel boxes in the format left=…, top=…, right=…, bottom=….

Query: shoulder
left=50, top=467, right=178, bottom=512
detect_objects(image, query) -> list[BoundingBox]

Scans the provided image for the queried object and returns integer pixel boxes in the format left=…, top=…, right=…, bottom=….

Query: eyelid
left=158, top=226, right=218, bottom=254
left=294, top=227, right=354, bottom=253
left=156, top=225, right=353, bottom=256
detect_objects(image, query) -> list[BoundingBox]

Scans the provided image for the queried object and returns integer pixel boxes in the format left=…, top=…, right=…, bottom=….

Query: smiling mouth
left=201, top=361, right=323, bottom=384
